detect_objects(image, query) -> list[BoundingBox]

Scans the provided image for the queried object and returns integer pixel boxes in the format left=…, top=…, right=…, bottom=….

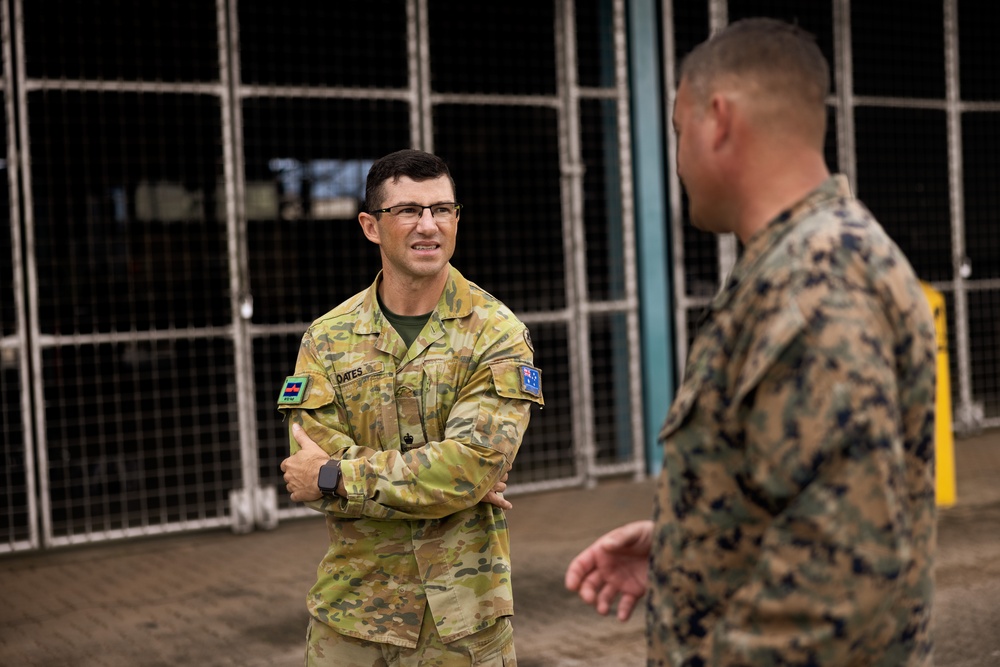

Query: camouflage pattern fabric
left=650, top=176, right=936, bottom=666
left=304, top=604, right=516, bottom=666
left=278, top=264, right=543, bottom=649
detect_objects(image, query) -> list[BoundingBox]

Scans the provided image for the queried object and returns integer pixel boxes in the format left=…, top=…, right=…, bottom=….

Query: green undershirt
left=378, top=295, right=432, bottom=350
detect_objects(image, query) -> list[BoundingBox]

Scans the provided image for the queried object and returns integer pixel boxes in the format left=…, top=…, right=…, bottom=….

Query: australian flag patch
left=520, top=365, right=541, bottom=396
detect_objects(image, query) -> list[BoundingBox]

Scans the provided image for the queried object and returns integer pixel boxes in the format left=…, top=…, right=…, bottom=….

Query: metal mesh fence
left=3, top=0, right=646, bottom=549
left=668, top=0, right=1000, bottom=434
left=2, top=0, right=998, bottom=552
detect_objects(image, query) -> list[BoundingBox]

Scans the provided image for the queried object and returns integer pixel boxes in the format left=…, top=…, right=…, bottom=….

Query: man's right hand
left=280, top=424, right=332, bottom=502
left=564, top=520, right=653, bottom=621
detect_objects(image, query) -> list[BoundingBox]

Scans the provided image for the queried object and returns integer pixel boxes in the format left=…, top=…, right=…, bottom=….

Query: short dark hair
left=364, top=149, right=456, bottom=213
left=680, top=18, right=829, bottom=138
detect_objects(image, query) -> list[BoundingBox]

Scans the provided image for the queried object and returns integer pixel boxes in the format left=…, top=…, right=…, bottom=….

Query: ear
left=708, top=93, right=733, bottom=151
left=358, top=212, right=381, bottom=245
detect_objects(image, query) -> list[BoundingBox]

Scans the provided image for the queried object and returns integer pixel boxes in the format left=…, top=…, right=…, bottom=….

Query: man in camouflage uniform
left=566, top=18, right=936, bottom=666
left=279, top=149, right=543, bottom=666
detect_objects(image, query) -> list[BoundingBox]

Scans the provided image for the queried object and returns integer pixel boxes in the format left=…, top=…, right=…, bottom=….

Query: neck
left=732, top=149, right=830, bottom=244
left=377, top=267, right=449, bottom=315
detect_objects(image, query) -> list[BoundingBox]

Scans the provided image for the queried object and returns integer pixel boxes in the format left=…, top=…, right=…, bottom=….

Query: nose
left=415, top=207, right=437, bottom=231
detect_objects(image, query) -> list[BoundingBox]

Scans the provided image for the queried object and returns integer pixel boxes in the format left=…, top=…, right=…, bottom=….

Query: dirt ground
left=1, top=431, right=999, bottom=666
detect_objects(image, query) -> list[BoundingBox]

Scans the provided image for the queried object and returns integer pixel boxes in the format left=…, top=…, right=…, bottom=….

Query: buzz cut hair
left=364, top=149, right=456, bottom=214
left=680, top=18, right=830, bottom=140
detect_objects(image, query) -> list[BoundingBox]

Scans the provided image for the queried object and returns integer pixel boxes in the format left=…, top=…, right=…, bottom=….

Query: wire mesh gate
left=665, top=0, right=1000, bottom=432
left=4, top=0, right=999, bottom=555
left=0, top=0, right=645, bottom=552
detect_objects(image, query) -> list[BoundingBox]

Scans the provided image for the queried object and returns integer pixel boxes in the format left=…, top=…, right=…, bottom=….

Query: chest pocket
left=657, top=372, right=705, bottom=444
left=731, top=301, right=805, bottom=409
left=420, top=359, right=464, bottom=445
left=335, top=362, right=392, bottom=450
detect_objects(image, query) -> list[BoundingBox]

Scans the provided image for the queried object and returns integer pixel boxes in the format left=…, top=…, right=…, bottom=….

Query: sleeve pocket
left=489, top=361, right=545, bottom=406
left=276, top=371, right=337, bottom=413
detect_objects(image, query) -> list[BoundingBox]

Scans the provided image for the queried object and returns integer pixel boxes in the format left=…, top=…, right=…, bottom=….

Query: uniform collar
left=354, top=264, right=474, bottom=335
left=710, top=174, right=852, bottom=312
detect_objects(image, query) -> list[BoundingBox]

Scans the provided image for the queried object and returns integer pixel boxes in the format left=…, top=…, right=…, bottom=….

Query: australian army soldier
left=280, top=149, right=543, bottom=666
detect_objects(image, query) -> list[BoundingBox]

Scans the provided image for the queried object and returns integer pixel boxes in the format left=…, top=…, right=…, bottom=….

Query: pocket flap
left=732, top=303, right=806, bottom=407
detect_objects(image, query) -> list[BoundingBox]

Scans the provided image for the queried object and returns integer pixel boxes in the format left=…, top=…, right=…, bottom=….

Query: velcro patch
left=278, top=375, right=309, bottom=405
left=520, top=365, right=541, bottom=396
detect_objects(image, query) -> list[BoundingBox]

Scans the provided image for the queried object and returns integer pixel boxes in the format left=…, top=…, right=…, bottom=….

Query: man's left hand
left=484, top=472, right=512, bottom=510
left=280, top=424, right=329, bottom=502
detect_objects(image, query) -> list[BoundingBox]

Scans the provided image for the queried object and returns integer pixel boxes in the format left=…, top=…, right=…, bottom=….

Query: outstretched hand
left=565, top=519, right=653, bottom=621
left=279, top=424, right=329, bottom=502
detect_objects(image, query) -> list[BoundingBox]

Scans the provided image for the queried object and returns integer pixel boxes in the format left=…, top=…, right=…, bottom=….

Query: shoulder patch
left=278, top=375, right=309, bottom=405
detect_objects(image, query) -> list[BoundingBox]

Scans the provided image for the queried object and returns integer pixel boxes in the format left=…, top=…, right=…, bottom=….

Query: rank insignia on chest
left=278, top=376, right=309, bottom=405
left=520, top=365, right=541, bottom=396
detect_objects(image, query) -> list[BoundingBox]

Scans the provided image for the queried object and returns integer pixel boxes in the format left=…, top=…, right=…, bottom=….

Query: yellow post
left=920, top=283, right=957, bottom=507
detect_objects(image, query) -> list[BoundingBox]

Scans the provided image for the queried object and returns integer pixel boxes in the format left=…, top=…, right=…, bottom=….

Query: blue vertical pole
left=627, top=0, right=674, bottom=474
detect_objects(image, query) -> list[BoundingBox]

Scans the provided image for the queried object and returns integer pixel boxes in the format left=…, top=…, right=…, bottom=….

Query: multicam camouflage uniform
left=650, top=176, right=936, bottom=666
left=278, top=264, right=543, bottom=649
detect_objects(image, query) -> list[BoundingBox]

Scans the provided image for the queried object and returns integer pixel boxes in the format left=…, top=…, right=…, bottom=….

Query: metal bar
left=662, top=0, right=689, bottom=377
left=36, top=326, right=237, bottom=348
left=554, top=0, right=593, bottom=485
left=591, top=460, right=646, bottom=476
left=959, top=101, right=1000, bottom=112
left=222, top=0, right=262, bottom=530
left=833, top=0, right=858, bottom=191
left=406, top=0, right=421, bottom=148
left=429, top=92, right=561, bottom=108
left=582, top=299, right=633, bottom=314
left=613, top=0, right=646, bottom=479
left=24, top=79, right=224, bottom=95
left=12, top=0, right=52, bottom=548
left=2, top=0, right=38, bottom=552
left=943, top=0, right=976, bottom=431
left=44, top=516, right=233, bottom=548
left=577, top=87, right=620, bottom=99
left=707, top=0, right=737, bottom=284
left=239, top=84, right=411, bottom=101
left=708, top=0, right=727, bottom=33
left=503, top=474, right=587, bottom=496
left=417, top=0, right=432, bottom=151
left=852, top=95, right=951, bottom=110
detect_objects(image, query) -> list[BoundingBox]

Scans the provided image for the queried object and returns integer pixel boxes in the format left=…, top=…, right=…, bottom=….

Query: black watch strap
left=317, top=460, right=341, bottom=497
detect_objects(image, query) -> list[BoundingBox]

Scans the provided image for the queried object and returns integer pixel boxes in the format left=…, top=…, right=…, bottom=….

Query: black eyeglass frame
left=366, top=202, right=463, bottom=219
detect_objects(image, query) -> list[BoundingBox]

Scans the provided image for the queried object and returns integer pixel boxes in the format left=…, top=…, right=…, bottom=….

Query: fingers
left=595, top=574, right=621, bottom=616
left=565, top=547, right=597, bottom=591
left=616, top=593, right=638, bottom=622
left=292, top=423, right=322, bottom=451
left=483, top=490, right=513, bottom=510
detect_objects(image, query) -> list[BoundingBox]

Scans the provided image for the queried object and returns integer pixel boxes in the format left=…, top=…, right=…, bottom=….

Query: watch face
left=318, top=461, right=339, bottom=494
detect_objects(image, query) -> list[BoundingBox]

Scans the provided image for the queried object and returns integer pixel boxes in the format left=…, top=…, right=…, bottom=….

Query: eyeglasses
left=368, top=202, right=462, bottom=223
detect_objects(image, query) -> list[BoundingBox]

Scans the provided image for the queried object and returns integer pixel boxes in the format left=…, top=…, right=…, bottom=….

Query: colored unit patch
left=520, top=365, right=541, bottom=396
left=278, top=376, right=309, bottom=405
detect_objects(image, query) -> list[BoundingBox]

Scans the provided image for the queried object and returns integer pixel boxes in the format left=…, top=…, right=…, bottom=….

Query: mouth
left=411, top=243, right=440, bottom=251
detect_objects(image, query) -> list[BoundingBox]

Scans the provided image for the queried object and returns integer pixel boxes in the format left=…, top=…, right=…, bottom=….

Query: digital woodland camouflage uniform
left=278, top=265, right=543, bottom=649
left=651, top=176, right=936, bottom=666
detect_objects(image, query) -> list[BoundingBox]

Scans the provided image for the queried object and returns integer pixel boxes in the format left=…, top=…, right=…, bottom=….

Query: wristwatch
left=317, top=460, right=341, bottom=497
